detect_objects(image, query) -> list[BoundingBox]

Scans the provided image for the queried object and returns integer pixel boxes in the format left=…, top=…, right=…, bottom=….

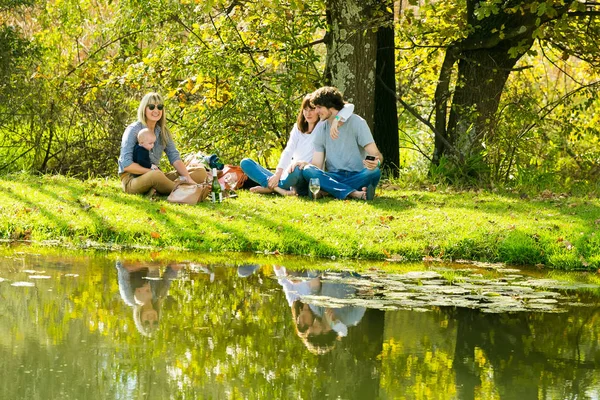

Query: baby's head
left=137, top=128, right=156, bottom=151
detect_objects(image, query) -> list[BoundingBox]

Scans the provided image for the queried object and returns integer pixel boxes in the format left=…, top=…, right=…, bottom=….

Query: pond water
left=1, top=251, right=600, bottom=399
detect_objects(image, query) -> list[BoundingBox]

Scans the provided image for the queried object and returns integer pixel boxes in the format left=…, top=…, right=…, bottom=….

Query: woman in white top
left=241, top=94, right=353, bottom=196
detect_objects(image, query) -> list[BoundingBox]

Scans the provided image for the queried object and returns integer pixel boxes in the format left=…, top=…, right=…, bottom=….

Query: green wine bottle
left=211, top=168, right=222, bottom=203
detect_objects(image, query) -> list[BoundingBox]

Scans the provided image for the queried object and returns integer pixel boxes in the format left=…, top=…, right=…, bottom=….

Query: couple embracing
left=241, top=86, right=383, bottom=201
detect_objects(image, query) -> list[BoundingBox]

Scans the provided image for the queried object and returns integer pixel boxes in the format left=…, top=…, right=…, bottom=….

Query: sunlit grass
left=1, top=173, right=599, bottom=270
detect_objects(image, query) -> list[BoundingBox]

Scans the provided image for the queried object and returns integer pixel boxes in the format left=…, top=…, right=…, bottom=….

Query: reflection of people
left=275, top=266, right=366, bottom=354
left=118, top=92, right=208, bottom=195
left=237, top=264, right=260, bottom=278
left=299, top=86, right=383, bottom=201
left=116, top=261, right=180, bottom=336
left=241, top=95, right=354, bottom=197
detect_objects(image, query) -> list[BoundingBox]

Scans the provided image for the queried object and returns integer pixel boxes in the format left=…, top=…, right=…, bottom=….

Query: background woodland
left=1, top=0, right=600, bottom=192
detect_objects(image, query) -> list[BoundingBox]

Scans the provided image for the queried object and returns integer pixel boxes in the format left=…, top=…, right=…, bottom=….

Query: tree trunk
left=431, top=0, right=561, bottom=175
left=324, top=0, right=400, bottom=173
left=446, top=45, right=520, bottom=159
left=374, top=6, right=400, bottom=176
left=433, top=42, right=532, bottom=176
left=324, top=0, right=378, bottom=129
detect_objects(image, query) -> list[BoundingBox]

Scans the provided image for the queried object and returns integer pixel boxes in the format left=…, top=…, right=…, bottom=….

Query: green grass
left=1, top=173, right=599, bottom=270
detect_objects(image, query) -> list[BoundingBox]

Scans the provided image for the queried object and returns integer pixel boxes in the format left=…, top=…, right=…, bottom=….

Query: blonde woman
left=118, top=92, right=207, bottom=195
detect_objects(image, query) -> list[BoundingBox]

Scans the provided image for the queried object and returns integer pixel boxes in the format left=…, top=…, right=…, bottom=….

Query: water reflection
left=275, top=266, right=366, bottom=354
left=116, top=261, right=180, bottom=336
left=1, top=252, right=600, bottom=399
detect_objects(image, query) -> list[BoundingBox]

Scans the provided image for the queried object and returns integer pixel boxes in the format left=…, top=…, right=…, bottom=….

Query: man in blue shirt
left=300, top=86, right=383, bottom=200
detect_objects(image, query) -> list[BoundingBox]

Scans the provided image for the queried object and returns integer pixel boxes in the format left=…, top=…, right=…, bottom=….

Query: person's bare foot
left=250, top=186, right=274, bottom=194
left=348, top=188, right=367, bottom=200
left=274, top=187, right=297, bottom=196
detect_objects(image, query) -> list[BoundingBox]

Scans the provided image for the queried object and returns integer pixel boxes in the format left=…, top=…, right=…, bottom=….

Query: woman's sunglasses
left=147, top=104, right=164, bottom=111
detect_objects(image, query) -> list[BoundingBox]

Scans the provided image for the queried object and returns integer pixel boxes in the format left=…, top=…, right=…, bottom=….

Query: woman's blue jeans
left=240, top=158, right=309, bottom=196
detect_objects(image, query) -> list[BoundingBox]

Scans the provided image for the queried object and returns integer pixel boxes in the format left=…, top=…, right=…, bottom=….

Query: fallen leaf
left=159, top=207, right=166, bottom=214
left=382, top=249, right=391, bottom=257
left=150, top=232, right=161, bottom=239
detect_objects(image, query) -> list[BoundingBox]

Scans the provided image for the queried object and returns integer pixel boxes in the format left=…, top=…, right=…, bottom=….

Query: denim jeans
left=301, top=165, right=381, bottom=199
left=240, top=158, right=308, bottom=196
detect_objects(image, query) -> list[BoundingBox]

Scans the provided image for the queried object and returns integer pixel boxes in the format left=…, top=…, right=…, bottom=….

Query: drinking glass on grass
left=224, top=173, right=238, bottom=198
left=309, top=178, right=320, bottom=201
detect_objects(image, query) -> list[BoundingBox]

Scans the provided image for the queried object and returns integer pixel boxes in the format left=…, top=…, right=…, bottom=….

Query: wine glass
left=224, top=173, right=238, bottom=198
left=309, top=178, right=320, bottom=201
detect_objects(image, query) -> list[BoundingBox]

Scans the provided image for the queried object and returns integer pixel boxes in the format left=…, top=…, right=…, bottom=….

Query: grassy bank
left=1, top=173, right=599, bottom=270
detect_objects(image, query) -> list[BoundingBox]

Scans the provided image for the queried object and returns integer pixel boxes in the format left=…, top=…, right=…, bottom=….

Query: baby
left=133, top=128, right=159, bottom=170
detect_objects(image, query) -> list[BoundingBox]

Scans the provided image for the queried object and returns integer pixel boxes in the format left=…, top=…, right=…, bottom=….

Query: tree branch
left=0, top=147, right=35, bottom=172
left=376, top=74, right=462, bottom=160
left=567, top=11, right=600, bottom=17
left=64, top=28, right=146, bottom=78
left=171, top=15, right=210, bottom=49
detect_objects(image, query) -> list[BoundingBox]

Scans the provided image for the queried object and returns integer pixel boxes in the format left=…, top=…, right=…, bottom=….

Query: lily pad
left=12, top=281, right=35, bottom=287
left=526, top=298, right=559, bottom=304
left=29, top=275, right=51, bottom=279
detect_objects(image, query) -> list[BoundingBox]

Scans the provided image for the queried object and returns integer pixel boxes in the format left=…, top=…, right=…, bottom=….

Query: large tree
left=427, top=1, right=600, bottom=179
left=324, top=0, right=400, bottom=174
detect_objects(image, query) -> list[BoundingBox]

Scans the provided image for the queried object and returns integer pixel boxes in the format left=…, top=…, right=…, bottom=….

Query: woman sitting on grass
left=118, top=92, right=207, bottom=196
left=240, top=94, right=353, bottom=197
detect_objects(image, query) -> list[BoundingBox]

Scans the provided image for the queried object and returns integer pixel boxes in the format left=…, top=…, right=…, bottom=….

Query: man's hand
left=363, top=157, right=380, bottom=170
left=330, top=119, right=344, bottom=139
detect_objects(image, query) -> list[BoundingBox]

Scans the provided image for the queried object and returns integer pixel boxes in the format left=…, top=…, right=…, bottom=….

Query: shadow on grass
left=2, top=176, right=344, bottom=255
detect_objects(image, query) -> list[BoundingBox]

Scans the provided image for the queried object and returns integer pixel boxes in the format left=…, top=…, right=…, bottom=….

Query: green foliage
left=394, top=0, right=600, bottom=188
left=497, top=231, right=545, bottom=265
left=427, top=154, right=490, bottom=188
left=1, top=0, right=600, bottom=192
left=0, top=0, right=327, bottom=175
